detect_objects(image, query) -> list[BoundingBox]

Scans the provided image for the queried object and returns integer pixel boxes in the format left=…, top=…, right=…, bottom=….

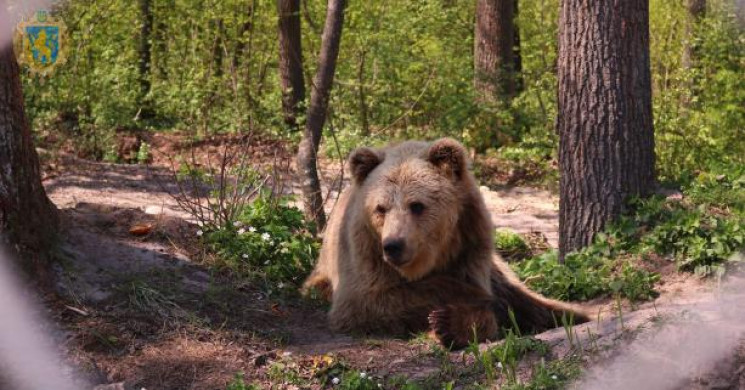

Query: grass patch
left=503, top=356, right=583, bottom=390
left=225, top=373, right=260, bottom=390
left=465, top=330, right=550, bottom=385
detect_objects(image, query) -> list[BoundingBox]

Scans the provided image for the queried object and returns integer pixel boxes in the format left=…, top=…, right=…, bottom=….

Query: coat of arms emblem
left=15, top=10, right=67, bottom=75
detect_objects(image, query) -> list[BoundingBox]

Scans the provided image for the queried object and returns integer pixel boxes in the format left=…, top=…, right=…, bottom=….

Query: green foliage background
left=21, top=0, right=745, bottom=179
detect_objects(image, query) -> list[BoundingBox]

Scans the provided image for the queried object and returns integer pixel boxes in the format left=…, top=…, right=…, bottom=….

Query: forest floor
left=36, top=133, right=745, bottom=390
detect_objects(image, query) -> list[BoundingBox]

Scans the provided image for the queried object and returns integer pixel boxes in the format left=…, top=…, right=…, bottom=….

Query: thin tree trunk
left=153, top=0, right=170, bottom=79
left=138, top=0, right=154, bottom=117
left=512, top=0, right=523, bottom=93
left=357, top=49, right=369, bottom=137
left=682, top=0, right=705, bottom=106
left=557, top=0, right=656, bottom=260
left=474, top=0, right=517, bottom=101
left=297, top=0, right=347, bottom=231
left=212, top=18, right=225, bottom=79
left=278, top=0, right=306, bottom=131
left=0, top=16, right=59, bottom=278
left=737, top=0, right=745, bottom=26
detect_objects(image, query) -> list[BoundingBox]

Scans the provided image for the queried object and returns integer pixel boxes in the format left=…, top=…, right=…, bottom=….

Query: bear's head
left=349, top=138, right=470, bottom=281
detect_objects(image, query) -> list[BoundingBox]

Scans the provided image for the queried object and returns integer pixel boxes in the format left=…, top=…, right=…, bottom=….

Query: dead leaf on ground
left=129, top=224, right=153, bottom=236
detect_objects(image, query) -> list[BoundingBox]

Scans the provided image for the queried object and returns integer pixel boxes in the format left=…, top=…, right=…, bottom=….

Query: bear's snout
left=382, top=238, right=407, bottom=266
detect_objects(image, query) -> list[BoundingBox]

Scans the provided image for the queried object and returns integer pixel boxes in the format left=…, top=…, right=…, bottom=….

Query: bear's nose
left=382, top=239, right=406, bottom=264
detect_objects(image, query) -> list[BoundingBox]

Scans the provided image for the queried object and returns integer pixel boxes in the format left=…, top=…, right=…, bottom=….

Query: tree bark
left=0, top=23, right=59, bottom=275
left=737, top=0, right=745, bottom=26
left=211, top=18, right=225, bottom=79
left=682, top=0, right=705, bottom=105
left=357, top=49, right=369, bottom=136
left=277, top=0, right=306, bottom=131
left=153, top=0, right=170, bottom=79
left=512, top=0, right=523, bottom=93
left=682, top=0, right=705, bottom=69
left=474, top=0, right=517, bottom=102
left=557, top=0, right=656, bottom=259
left=297, top=0, right=347, bottom=231
left=138, top=0, right=153, bottom=115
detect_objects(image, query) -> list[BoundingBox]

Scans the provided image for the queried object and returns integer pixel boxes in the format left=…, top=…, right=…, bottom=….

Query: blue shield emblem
left=25, top=26, right=60, bottom=66
left=15, top=10, right=67, bottom=75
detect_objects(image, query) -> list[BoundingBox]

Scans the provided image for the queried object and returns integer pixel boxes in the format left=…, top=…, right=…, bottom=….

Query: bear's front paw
left=428, top=305, right=469, bottom=349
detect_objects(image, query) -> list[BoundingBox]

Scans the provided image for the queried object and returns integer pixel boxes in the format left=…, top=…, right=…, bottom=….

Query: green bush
left=683, top=167, right=745, bottom=216
left=202, top=193, right=319, bottom=289
left=225, top=373, right=259, bottom=390
left=494, top=229, right=532, bottom=261
left=514, top=248, right=659, bottom=302
left=334, top=371, right=379, bottom=390
left=633, top=197, right=745, bottom=277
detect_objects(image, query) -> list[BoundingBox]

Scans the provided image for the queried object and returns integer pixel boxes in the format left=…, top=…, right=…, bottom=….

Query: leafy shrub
left=202, top=193, right=320, bottom=289
left=225, top=373, right=259, bottom=390
left=334, top=370, right=380, bottom=390
left=683, top=168, right=745, bottom=216
left=632, top=198, right=745, bottom=277
left=514, top=248, right=659, bottom=302
left=494, top=229, right=532, bottom=261
left=136, top=142, right=151, bottom=164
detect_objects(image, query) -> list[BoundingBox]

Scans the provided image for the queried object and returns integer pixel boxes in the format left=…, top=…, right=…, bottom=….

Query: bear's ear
left=349, top=147, right=384, bottom=184
left=425, top=138, right=469, bottom=180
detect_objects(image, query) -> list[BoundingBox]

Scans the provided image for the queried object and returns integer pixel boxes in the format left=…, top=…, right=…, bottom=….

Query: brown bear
left=303, top=138, right=589, bottom=348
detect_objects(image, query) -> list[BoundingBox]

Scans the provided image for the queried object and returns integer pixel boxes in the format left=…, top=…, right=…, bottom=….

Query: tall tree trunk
left=474, top=0, right=517, bottom=102
left=512, top=0, right=523, bottom=93
left=0, top=15, right=59, bottom=277
left=297, top=0, right=347, bottom=231
left=212, top=18, right=225, bottom=79
left=682, top=0, right=705, bottom=106
left=277, top=0, right=306, bottom=131
left=138, top=0, right=153, bottom=116
left=357, top=49, right=369, bottom=136
left=153, top=0, right=172, bottom=80
left=557, top=0, right=656, bottom=260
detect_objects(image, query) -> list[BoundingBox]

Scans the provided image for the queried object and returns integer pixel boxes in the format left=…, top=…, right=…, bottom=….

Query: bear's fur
left=303, top=138, right=589, bottom=348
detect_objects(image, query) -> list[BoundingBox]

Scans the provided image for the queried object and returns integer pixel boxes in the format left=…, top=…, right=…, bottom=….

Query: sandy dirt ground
left=33, top=135, right=745, bottom=390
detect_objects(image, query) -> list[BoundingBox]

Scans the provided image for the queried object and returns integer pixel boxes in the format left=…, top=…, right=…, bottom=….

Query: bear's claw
left=428, top=306, right=463, bottom=349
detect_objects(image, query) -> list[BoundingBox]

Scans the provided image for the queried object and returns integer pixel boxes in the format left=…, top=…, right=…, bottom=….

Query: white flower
left=233, top=221, right=243, bottom=227
left=551, top=375, right=558, bottom=380
left=280, top=248, right=290, bottom=254
left=237, top=228, right=246, bottom=235
left=248, top=226, right=257, bottom=233
left=196, top=229, right=204, bottom=237
left=332, top=377, right=340, bottom=385
left=261, top=232, right=271, bottom=241
left=242, top=254, right=249, bottom=259
left=496, top=362, right=503, bottom=369
left=264, top=260, right=270, bottom=265
left=278, top=282, right=285, bottom=289
left=359, top=372, right=367, bottom=379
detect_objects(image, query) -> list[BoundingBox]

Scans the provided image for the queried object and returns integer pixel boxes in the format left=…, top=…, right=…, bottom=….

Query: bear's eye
left=375, top=205, right=387, bottom=215
left=409, top=202, right=426, bottom=216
